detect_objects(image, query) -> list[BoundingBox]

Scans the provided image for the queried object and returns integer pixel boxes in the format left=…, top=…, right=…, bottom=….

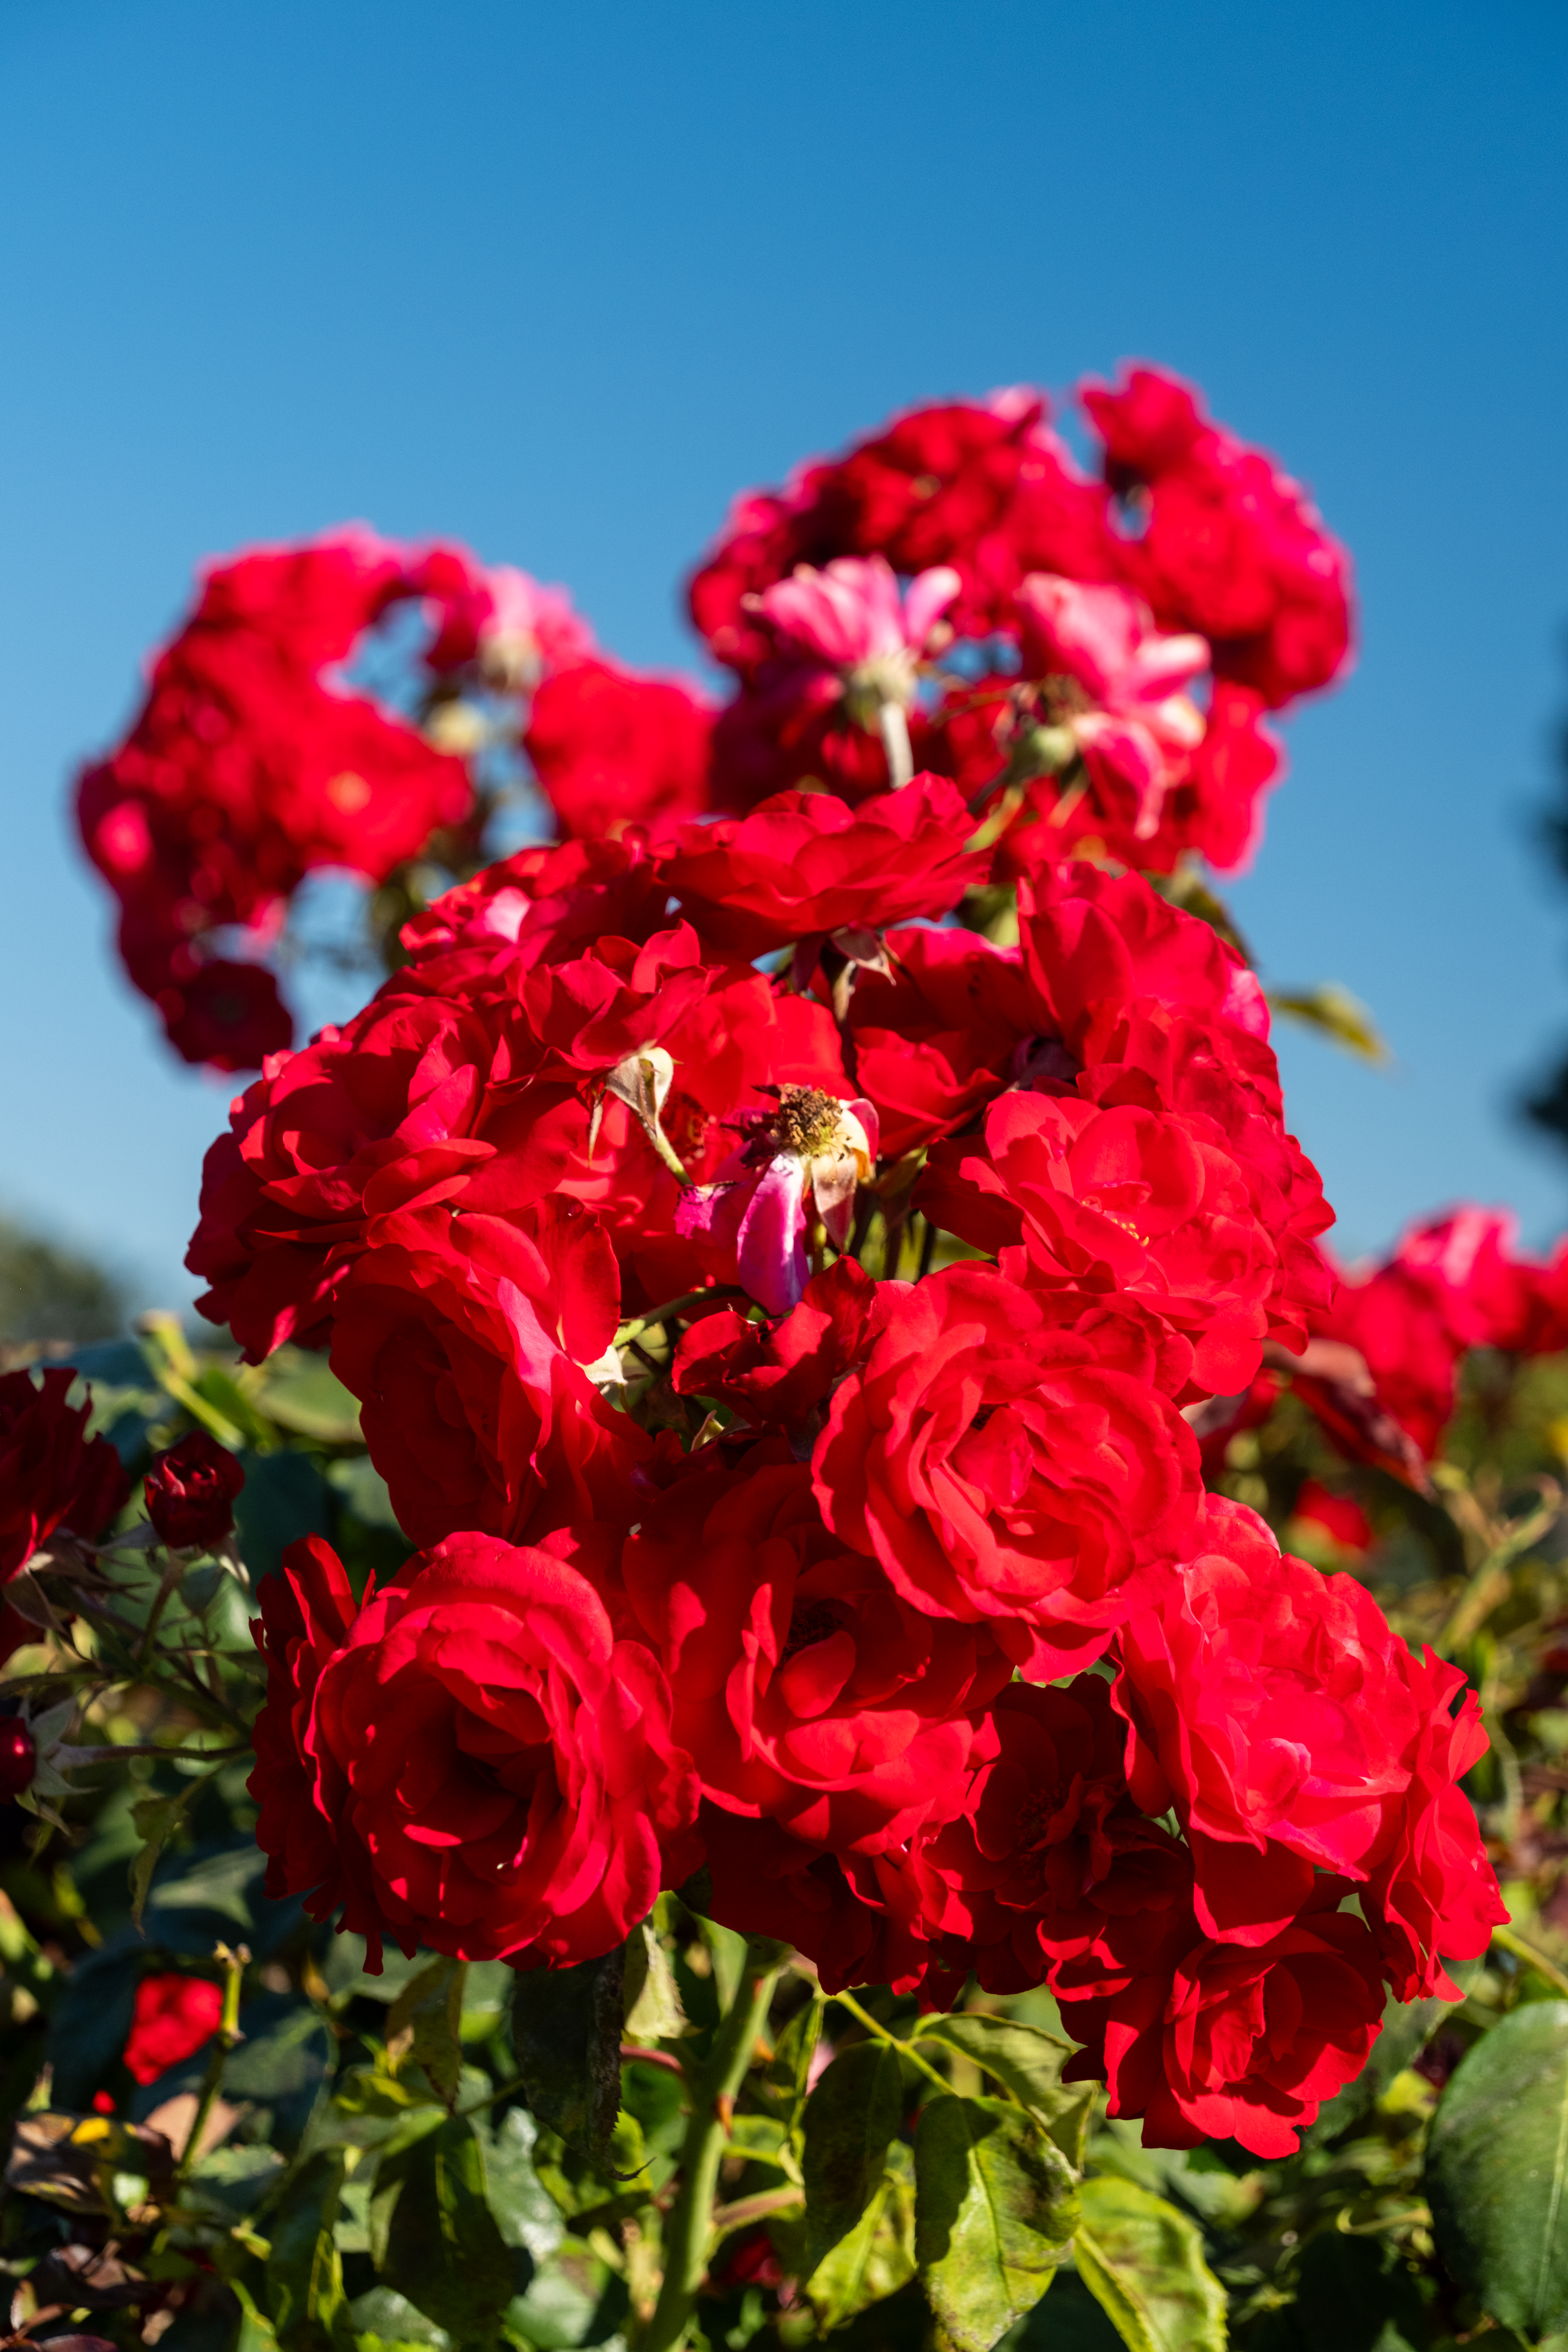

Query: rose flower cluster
left=74, top=529, right=714, bottom=1070
left=192, top=746, right=1503, bottom=2158
left=1202, top=1201, right=1568, bottom=1491
left=80, top=365, right=1352, bottom=1078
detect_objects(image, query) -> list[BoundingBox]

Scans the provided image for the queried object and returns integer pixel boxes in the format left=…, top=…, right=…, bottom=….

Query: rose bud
left=144, top=1430, right=246, bottom=1551
left=0, top=1720, right=34, bottom=1801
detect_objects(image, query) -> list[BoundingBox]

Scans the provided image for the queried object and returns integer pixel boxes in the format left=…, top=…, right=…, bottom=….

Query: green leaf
left=232, top=2280, right=281, bottom=2352
left=252, top=1353, right=364, bottom=1444
left=1426, top=1996, right=1568, bottom=2335
left=510, top=1947, right=625, bottom=2162
left=471, top=2106, right=564, bottom=2262
left=371, top=2113, right=514, bottom=2345
left=267, top=2147, right=353, bottom=2351
left=127, top=1792, right=189, bottom=1933
left=767, top=1991, right=825, bottom=2143
left=1267, top=981, right=1390, bottom=1065
left=384, top=1957, right=467, bottom=2113
left=1072, top=2177, right=1227, bottom=2352
left=801, top=2038, right=905, bottom=2273
left=917, top=2013, right=1090, bottom=2168
left=914, top=2093, right=1079, bottom=2352
left=223, top=1996, right=335, bottom=2152
left=235, top=1449, right=333, bottom=1586
left=621, top=1920, right=687, bottom=2042
left=802, top=2139, right=918, bottom=2330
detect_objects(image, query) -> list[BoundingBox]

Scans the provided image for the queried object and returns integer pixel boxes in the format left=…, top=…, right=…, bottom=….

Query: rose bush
left=15, top=361, right=1550, bottom=2352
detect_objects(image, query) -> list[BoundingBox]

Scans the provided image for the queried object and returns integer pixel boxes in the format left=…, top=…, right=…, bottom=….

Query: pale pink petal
left=735, top=1156, right=808, bottom=1316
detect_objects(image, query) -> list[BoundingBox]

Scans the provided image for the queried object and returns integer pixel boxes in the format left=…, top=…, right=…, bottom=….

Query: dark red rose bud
left=0, top=1720, right=35, bottom=1801
left=144, top=1430, right=246, bottom=1551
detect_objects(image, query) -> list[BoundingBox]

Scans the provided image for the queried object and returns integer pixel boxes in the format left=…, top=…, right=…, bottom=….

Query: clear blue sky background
left=3, top=0, right=1567, bottom=1312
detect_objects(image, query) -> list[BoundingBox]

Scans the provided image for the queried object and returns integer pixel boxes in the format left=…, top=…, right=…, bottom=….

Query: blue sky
left=2, top=0, right=1567, bottom=1310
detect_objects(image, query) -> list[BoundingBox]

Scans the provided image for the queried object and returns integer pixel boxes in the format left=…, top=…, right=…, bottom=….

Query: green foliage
left=800, top=2041, right=904, bottom=2273
left=1072, top=2176, right=1227, bottom=2352
left=1426, top=1999, right=1568, bottom=2338
left=913, top=2094, right=1078, bottom=2352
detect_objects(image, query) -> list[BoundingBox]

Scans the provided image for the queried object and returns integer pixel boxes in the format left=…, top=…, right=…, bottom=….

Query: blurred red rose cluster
left=77, top=365, right=1353, bottom=1076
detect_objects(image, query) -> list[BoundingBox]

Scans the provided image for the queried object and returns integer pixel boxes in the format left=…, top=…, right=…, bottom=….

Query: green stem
left=1492, top=1920, right=1568, bottom=2000
left=637, top=1940, right=780, bottom=2352
left=169, top=1941, right=247, bottom=2195
left=832, top=1990, right=952, bottom=2096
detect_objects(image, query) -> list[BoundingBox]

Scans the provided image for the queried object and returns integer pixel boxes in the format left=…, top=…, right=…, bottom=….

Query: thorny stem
left=636, top=1941, right=781, bottom=2352
left=831, top=1990, right=952, bottom=2096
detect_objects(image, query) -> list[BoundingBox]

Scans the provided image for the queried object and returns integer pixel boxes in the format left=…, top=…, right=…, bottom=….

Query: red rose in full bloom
left=186, top=907, right=711, bottom=1362
left=0, top=1369, right=129, bottom=1584
left=923, top=1677, right=1191, bottom=2001
left=1059, top=1884, right=1386, bottom=2159
left=812, top=1263, right=1200, bottom=1673
left=1113, top=1497, right=1502, bottom=1965
left=661, top=778, right=988, bottom=957
left=250, top=1531, right=699, bottom=1968
left=525, top=657, right=717, bottom=841
left=919, top=1085, right=1316, bottom=1399
left=329, top=1202, right=644, bottom=1550
left=617, top=1440, right=1010, bottom=1851
left=123, top=1973, right=224, bottom=2087
left=144, top=1431, right=246, bottom=1552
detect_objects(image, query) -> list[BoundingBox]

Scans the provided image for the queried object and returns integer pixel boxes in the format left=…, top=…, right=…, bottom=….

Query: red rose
left=1363, top=1644, right=1506, bottom=1999
left=661, top=777, right=988, bottom=957
left=1300, top=1258, right=1462, bottom=1468
left=699, top=1803, right=943, bottom=1996
left=155, top=958, right=294, bottom=1074
left=123, top=1973, right=224, bottom=2087
left=671, top=1258, right=878, bottom=1434
left=919, top=1085, right=1317, bottom=1398
left=924, top=1678, right=1192, bottom=2001
left=76, top=532, right=486, bottom=1071
left=186, top=912, right=708, bottom=1361
left=812, top=1263, right=1200, bottom=1674
left=525, top=656, right=716, bottom=840
left=144, top=1431, right=246, bottom=1552
left=1080, top=364, right=1354, bottom=713
left=250, top=1530, right=698, bottom=1967
left=846, top=925, right=1035, bottom=1161
left=1060, top=1885, right=1386, bottom=2159
left=1113, top=1497, right=1497, bottom=1954
left=329, top=1202, right=643, bottom=1550
left=617, top=1440, right=1009, bottom=1851
left=0, top=1369, right=129, bottom=1583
